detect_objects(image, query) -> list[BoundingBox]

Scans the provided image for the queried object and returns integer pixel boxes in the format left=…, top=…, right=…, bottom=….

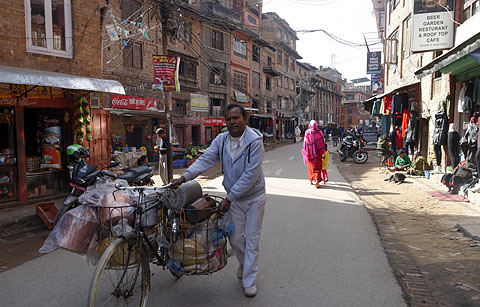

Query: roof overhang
left=263, top=66, right=281, bottom=77
left=109, top=108, right=165, bottom=117
left=415, top=33, right=480, bottom=79
left=0, top=65, right=125, bottom=94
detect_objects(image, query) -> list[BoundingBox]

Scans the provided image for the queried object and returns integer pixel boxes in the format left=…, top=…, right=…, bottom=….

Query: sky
left=263, top=0, right=380, bottom=82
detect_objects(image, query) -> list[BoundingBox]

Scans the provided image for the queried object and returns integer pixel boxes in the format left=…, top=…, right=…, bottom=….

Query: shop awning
left=251, top=113, right=274, bottom=118
left=0, top=65, right=126, bottom=94
left=234, top=89, right=249, bottom=103
left=415, top=33, right=480, bottom=79
left=244, top=107, right=259, bottom=112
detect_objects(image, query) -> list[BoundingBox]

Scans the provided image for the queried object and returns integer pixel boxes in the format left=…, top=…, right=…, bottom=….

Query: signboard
left=412, top=0, right=454, bottom=52
left=111, top=94, right=158, bottom=111
left=366, top=52, right=382, bottom=74
left=204, top=118, right=225, bottom=126
left=190, top=94, right=209, bottom=112
left=152, top=55, right=180, bottom=92
left=371, top=74, right=383, bottom=92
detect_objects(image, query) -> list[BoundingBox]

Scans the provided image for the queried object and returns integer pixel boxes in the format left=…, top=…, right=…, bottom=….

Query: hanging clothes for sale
left=448, top=123, right=460, bottom=169
left=371, top=99, right=382, bottom=117
left=390, top=125, right=397, bottom=153
left=458, top=84, right=472, bottom=113
left=473, top=77, right=480, bottom=105
left=401, top=93, right=409, bottom=111
left=433, top=112, right=448, bottom=146
left=395, top=126, right=403, bottom=149
left=401, top=109, right=409, bottom=139
left=384, top=94, right=393, bottom=114
left=392, top=94, right=403, bottom=114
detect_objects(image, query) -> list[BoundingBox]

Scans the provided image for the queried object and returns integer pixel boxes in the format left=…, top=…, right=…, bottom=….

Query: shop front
left=203, top=117, right=225, bottom=144
left=249, top=114, right=275, bottom=141
left=0, top=65, right=124, bottom=207
left=108, top=94, right=165, bottom=167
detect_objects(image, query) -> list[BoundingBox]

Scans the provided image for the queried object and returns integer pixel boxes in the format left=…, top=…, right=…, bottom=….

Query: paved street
left=0, top=143, right=405, bottom=306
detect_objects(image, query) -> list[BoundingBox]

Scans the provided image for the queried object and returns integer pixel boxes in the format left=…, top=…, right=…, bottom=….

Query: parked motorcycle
left=337, top=135, right=369, bottom=164
left=53, top=145, right=155, bottom=226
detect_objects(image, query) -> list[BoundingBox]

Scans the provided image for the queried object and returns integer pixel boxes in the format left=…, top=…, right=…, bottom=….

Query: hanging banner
left=190, top=94, right=209, bottom=112
left=371, top=74, right=383, bottom=92
left=412, top=0, right=454, bottom=52
left=204, top=118, right=225, bottom=126
left=366, top=52, right=382, bottom=74
left=152, top=55, right=180, bottom=92
left=111, top=94, right=158, bottom=111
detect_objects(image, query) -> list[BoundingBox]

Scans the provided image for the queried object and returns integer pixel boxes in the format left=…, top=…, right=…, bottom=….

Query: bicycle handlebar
left=115, top=183, right=172, bottom=191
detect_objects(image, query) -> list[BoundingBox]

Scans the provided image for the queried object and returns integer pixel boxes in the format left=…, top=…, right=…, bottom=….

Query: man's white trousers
left=229, top=193, right=266, bottom=288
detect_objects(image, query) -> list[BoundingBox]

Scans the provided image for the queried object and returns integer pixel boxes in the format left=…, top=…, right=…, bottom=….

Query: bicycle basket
left=168, top=196, right=233, bottom=276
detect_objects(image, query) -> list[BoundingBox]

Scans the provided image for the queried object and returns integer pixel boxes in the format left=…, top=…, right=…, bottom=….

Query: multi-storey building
left=296, top=62, right=317, bottom=125
left=262, top=12, right=302, bottom=140
left=341, top=84, right=369, bottom=128
left=0, top=0, right=124, bottom=206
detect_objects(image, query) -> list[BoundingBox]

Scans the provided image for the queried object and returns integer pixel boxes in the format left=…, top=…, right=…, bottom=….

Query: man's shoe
left=244, top=285, right=257, bottom=297
left=237, top=266, right=243, bottom=279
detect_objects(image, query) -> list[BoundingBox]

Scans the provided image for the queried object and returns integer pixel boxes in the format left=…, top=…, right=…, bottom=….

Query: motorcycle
left=53, top=145, right=155, bottom=226
left=337, top=135, right=369, bottom=164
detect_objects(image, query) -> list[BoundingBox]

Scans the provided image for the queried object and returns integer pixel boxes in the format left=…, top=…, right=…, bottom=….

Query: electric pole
left=160, top=1, right=173, bottom=182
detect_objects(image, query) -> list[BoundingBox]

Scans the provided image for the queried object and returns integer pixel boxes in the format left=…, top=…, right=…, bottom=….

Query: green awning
left=234, top=89, right=248, bottom=103
left=440, top=52, right=480, bottom=81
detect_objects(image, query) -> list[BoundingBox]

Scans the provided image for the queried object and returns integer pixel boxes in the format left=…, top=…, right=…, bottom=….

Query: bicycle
left=87, top=183, right=230, bottom=307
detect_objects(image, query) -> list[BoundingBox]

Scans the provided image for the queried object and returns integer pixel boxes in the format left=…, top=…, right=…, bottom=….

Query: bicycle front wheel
left=88, top=237, right=150, bottom=307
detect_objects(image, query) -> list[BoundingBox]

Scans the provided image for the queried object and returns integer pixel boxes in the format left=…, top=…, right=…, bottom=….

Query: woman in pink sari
left=302, top=120, right=326, bottom=188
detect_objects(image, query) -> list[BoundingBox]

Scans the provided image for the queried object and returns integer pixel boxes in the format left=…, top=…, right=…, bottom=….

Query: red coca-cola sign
left=204, top=118, right=225, bottom=126
left=111, top=94, right=158, bottom=111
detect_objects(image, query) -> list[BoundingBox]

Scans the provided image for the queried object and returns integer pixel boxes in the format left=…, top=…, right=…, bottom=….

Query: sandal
left=315, top=183, right=322, bottom=188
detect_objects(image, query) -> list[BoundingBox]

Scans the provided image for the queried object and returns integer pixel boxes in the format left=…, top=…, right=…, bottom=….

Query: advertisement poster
left=366, top=52, right=382, bottom=74
left=190, top=94, right=209, bottom=112
left=152, top=55, right=180, bottom=92
left=412, top=0, right=454, bottom=52
left=371, top=74, right=384, bottom=92
left=111, top=94, right=158, bottom=111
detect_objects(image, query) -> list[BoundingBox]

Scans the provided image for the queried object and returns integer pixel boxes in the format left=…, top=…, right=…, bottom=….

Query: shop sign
left=204, top=118, right=225, bottom=126
left=190, top=94, right=209, bottom=112
left=152, top=55, right=180, bottom=92
left=366, top=52, right=382, bottom=74
left=111, top=94, right=158, bottom=111
left=371, top=74, right=383, bottom=92
left=412, top=0, right=454, bottom=52
left=0, top=97, right=70, bottom=108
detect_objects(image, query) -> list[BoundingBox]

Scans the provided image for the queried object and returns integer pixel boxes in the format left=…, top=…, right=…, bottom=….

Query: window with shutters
left=252, top=45, right=260, bottom=62
left=209, top=63, right=226, bottom=86
left=385, top=31, right=398, bottom=64
left=233, top=71, right=247, bottom=90
left=402, top=16, right=412, bottom=59
left=211, top=29, right=224, bottom=50
left=122, top=0, right=141, bottom=21
left=174, top=100, right=186, bottom=115
left=178, top=59, right=196, bottom=80
left=124, top=42, right=142, bottom=68
left=252, top=72, right=260, bottom=89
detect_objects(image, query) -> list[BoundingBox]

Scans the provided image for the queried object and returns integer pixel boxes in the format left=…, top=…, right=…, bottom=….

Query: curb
left=455, top=223, right=480, bottom=241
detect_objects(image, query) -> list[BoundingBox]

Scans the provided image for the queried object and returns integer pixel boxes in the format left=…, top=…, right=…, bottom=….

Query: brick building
left=341, top=85, right=369, bottom=128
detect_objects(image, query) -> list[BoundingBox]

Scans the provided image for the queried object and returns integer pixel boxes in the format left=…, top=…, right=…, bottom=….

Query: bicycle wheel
left=88, top=237, right=150, bottom=307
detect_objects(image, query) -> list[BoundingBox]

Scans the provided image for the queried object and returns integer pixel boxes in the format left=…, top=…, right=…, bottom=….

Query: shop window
left=233, top=71, right=247, bottom=91
left=124, top=42, right=142, bottom=68
left=252, top=72, right=260, bottom=89
left=402, top=15, right=412, bottom=59
left=252, top=45, right=260, bottom=62
left=266, top=76, right=272, bottom=91
left=233, top=37, right=247, bottom=59
left=209, top=63, right=226, bottom=86
left=26, top=0, right=73, bottom=58
left=174, top=100, right=186, bottom=116
left=386, top=31, right=398, bottom=64
left=211, top=29, right=224, bottom=50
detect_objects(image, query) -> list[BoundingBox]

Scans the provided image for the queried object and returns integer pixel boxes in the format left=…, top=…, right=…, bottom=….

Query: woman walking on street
left=302, top=120, right=326, bottom=188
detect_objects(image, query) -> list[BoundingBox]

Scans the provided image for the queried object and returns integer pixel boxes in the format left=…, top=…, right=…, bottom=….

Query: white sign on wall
left=412, top=0, right=454, bottom=52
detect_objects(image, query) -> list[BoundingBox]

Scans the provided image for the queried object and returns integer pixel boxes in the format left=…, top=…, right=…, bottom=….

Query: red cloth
left=401, top=109, right=409, bottom=139
left=302, top=121, right=325, bottom=165
left=395, top=127, right=403, bottom=148
left=384, top=95, right=393, bottom=113
left=307, top=157, right=323, bottom=183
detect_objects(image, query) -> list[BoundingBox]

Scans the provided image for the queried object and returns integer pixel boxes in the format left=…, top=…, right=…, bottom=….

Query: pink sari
left=302, top=121, right=325, bottom=182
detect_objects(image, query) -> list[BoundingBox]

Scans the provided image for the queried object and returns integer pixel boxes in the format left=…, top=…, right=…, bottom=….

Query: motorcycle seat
left=118, top=166, right=153, bottom=182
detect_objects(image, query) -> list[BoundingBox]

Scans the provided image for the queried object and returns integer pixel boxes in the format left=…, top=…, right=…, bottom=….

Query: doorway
left=192, top=125, right=200, bottom=146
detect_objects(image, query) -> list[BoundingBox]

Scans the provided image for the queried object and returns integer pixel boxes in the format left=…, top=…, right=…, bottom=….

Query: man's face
left=226, top=107, right=246, bottom=137
left=399, top=153, right=405, bottom=158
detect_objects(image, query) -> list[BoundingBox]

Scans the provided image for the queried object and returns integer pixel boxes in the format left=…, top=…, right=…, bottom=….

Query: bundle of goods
left=169, top=212, right=233, bottom=275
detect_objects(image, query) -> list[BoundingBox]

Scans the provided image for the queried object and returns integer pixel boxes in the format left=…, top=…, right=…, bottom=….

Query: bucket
left=424, top=170, right=430, bottom=179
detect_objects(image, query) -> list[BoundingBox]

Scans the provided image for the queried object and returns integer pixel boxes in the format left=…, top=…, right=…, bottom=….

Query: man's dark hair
left=398, top=149, right=405, bottom=155
left=156, top=128, right=165, bottom=135
left=226, top=103, right=247, bottom=119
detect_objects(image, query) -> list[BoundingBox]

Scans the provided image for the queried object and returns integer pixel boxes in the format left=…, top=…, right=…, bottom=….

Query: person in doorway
left=154, top=128, right=167, bottom=185
left=170, top=103, right=266, bottom=297
left=389, top=149, right=411, bottom=171
left=302, top=120, right=326, bottom=188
